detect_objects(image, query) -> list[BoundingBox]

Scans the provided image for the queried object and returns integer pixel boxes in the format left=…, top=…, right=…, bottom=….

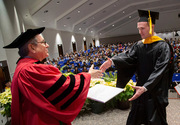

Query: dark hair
left=4, top=80, right=10, bottom=84
left=18, top=37, right=37, bottom=57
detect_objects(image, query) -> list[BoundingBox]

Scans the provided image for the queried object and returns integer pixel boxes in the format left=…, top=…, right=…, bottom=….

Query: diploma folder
left=87, top=84, right=124, bottom=103
left=174, top=83, right=180, bottom=95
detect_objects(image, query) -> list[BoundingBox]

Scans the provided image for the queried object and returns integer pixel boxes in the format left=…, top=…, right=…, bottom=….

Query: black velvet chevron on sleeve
left=61, top=75, right=85, bottom=110
left=42, top=75, right=67, bottom=98
left=50, top=75, right=76, bottom=105
left=42, top=74, right=85, bottom=110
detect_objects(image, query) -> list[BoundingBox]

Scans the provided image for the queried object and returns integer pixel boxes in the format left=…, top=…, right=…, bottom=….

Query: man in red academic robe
left=3, top=27, right=103, bottom=125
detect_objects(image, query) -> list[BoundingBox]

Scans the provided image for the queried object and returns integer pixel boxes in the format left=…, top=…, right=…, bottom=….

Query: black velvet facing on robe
left=51, top=75, right=75, bottom=105
left=42, top=75, right=67, bottom=98
left=61, top=75, right=85, bottom=110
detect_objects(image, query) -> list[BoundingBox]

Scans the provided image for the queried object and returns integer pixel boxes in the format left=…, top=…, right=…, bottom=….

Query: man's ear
left=28, top=44, right=36, bottom=53
left=152, top=24, right=155, bottom=30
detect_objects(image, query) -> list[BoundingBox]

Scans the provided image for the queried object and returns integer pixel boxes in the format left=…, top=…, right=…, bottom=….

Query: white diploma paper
left=175, top=84, right=180, bottom=95
left=87, top=84, right=124, bottom=103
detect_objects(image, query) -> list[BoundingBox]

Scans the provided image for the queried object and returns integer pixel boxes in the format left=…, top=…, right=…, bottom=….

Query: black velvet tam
left=3, top=27, right=45, bottom=48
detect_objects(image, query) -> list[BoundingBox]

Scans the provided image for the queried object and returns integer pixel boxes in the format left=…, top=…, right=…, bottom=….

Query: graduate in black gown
left=100, top=10, right=174, bottom=125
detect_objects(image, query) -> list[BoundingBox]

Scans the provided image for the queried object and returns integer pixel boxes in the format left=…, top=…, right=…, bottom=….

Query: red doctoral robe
left=11, top=58, right=91, bottom=125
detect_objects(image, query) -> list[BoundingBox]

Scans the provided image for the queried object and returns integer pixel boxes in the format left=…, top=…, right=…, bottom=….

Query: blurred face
left=137, top=22, right=151, bottom=39
left=5, top=82, right=11, bottom=87
left=33, top=34, right=49, bottom=61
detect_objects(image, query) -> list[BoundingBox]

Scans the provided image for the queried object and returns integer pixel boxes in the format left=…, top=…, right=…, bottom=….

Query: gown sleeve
left=18, top=64, right=91, bottom=123
left=143, top=42, right=172, bottom=92
left=112, top=43, right=138, bottom=88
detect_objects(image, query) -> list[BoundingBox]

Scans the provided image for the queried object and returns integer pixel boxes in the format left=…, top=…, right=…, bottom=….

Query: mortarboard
left=138, top=10, right=159, bottom=24
left=138, top=10, right=159, bottom=34
left=3, top=27, right=45, bottom=49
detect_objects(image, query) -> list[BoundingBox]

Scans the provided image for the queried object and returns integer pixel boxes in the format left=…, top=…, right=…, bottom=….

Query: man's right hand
left=100, top=58, right=112, bottom=72
left=88, top=64, right=103, bottom=79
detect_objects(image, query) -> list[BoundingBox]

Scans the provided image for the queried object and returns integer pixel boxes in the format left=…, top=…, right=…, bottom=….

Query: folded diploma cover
left=87, top=84, right=124, bottom=103
left=175, top=83, right=180, bottom=95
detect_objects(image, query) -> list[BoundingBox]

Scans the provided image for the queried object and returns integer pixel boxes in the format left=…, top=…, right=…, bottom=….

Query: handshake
left=89, top=58, right=145, bottom=102
left=88, top=58, right=112, bottom=79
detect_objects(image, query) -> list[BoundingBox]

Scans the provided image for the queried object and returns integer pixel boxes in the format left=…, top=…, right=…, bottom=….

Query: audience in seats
left=46, top=39, right=180, bottom=74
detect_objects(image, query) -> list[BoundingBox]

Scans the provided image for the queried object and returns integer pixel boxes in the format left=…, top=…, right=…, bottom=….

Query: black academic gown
left=112, top=40, right=173, bottom=125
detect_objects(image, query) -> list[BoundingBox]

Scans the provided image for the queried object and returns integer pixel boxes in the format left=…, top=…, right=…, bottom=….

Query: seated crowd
left=45, top=38, right=180, bottom=75
left=44, top=42, right=133, bottom=74
left=168, top=38, right=180, bottom=73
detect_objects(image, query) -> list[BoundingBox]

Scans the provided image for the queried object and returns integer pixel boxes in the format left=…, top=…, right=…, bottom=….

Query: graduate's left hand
left=128, top=86, right=146, bottom=101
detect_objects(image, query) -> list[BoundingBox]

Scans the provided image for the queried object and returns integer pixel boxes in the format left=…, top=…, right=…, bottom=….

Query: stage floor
left=72, top=90, right=180, bottom=125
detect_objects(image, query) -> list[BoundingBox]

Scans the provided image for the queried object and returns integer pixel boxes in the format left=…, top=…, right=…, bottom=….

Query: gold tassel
left=148, top=10, right=152, bottom=35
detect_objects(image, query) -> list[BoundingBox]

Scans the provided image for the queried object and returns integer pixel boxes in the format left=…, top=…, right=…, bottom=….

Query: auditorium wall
left=0, top=0, right=94, bottom=77
left=1, top=0, right=178, bottom=78
left=99, top=32, right=180, bottom=45
left=0, top=0, right=23, bottom=79
left=0, top=26, right=6, bottom=61
left=99, top=34, right=141, bottom=45
left=25, top=25, right=94, bottom=59
left=156, top=32, right=180, bottom=40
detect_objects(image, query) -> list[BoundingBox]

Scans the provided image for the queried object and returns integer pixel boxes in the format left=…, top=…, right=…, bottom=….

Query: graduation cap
left=138, top=10, right=159, bottom=24
left=138, top=10, right=159, bottom=34
left=3, top=27, right=45, bottom=49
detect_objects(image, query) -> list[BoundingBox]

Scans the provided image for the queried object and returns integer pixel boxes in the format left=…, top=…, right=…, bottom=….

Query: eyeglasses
left=36, top=41, right=47, bottom=46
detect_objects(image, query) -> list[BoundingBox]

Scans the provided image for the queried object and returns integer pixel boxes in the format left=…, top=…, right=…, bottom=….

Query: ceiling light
left=123, top=11, right=125, bottom=14
left=112, top=24, right=115, bottom=27
left=42, top=20, right=45, bottom=22
left=89, top=3, right=93, bottom=5
left=78, top=10, right=80, bottom=13
left=64, top=25, right=66, bottom=27
left=129, top=16, right=131, bottom=18
left=79, top=28, right=81, bottom=30
left=44, top=10, right=48, bottom=13
left=104, top=21, right=106, bottom=23
left=91, top=31, right=93, bottom=33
